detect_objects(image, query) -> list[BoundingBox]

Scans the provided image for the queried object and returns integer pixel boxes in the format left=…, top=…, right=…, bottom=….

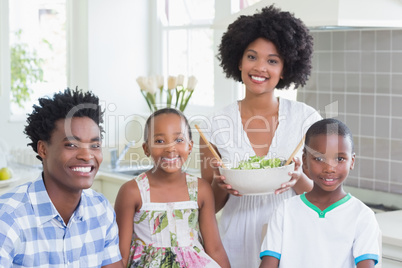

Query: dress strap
left=186, top=173, right=198, bottom=202
left=134, top=172, right=151, bottom=203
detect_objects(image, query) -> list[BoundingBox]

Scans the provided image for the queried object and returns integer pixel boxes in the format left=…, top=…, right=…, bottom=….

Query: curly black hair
left=218, top=5, right=313, bottom=89
left=24, top=88, right=105, bottom=161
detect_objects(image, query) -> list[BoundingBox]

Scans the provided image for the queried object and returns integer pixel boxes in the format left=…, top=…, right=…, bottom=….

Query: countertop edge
left=375, top=210, right=402, bottom=248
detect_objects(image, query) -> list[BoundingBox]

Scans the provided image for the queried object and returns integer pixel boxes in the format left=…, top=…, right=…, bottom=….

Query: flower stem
left=159, top=87, right=163, bottom=108
left=146, top=92, right=157, bottom=112
left=167, top=90, right=173, bottom=107
left=180, top=89, right=194, bottom=112
left=141, top=90, right=153, bottom=112
left=175, top=88, right=181, bottom=109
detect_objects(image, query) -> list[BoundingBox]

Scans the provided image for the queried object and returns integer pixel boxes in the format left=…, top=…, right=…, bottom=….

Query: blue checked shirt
left=0, top=174, right=122, bottom=267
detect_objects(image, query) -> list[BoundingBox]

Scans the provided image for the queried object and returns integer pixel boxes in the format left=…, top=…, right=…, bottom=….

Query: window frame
left=0, top=0, right=12, bottom=120
left=149, top=0, right=239, bottom=116
left=0, top=0, right=88, bottom=122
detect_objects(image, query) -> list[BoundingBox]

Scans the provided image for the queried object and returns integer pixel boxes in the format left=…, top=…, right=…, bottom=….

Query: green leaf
left=170, top=232, right=178, bottom=247
left=10, top=29, right=45, bottom=108
left=193, top=246, right=201, bottom=253
left=174, top=210, right=183, bottom=219
left=153, top=213, right=169, bottom=234
left=160, top=249, right=178, bottom=267
left=233, top=157, right=283, bottom=170
left=188, top=210, right=198, bottom=229
left=134, top=211, right=149, bottom=224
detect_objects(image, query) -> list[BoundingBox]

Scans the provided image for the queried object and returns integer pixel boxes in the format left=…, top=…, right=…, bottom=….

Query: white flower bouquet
left=136, top=74, right=198, bottom=113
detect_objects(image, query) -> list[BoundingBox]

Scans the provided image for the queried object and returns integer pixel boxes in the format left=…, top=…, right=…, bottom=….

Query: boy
left=0, top=89, right=123, bottom=267
left=260, top=118, right=380, bottom=268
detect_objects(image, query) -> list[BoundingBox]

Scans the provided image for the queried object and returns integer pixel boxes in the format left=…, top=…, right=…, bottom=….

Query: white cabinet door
left=382, top=257, right=402, bottom=268
left=102, top=180, right=124, bottom=206
left=383, top=243, right=402, bottom=267
left=91, top=179, right=103, bottom=194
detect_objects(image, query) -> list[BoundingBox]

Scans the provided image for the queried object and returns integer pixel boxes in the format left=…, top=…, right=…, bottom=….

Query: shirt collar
left=300, top=192, right=352, bottom=218
left=28, top=174, right=87, bottom=226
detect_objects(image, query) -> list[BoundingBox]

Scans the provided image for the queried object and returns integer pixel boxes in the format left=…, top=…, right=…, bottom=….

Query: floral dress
left=127, top=173, right=220, bottom=268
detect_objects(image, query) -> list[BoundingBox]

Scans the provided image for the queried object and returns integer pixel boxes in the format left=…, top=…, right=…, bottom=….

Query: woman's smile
left=250, top=75, right=269, bottom=83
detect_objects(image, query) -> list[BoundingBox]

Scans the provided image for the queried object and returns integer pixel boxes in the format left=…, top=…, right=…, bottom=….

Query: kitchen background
left=1, top=1, right=402, bottom=195
left=1, top=1, right=402, bottom=265
left=300, top=29, right=402, bottom=195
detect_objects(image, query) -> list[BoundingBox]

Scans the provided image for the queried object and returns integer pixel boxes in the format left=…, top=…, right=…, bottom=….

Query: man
left=0, top=89, right=123, bottom=267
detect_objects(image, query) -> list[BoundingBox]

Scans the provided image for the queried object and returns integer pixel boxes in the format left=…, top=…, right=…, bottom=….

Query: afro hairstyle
left=218, top=5, right=314, bottom=89
left=24, top=88, right=104, bottom=161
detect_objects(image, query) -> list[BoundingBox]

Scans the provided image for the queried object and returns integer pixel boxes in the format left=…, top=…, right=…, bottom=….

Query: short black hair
left=218, top=5, right=313, bottom=89
left=144, top=108, right=192, bottom=142
left=24, top=88, right=104, bottom=161
left=304, top=118, right=354, bottom=152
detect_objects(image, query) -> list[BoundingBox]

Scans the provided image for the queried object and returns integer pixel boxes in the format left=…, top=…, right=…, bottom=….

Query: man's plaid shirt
left=0, top=175, right=121, bottom=267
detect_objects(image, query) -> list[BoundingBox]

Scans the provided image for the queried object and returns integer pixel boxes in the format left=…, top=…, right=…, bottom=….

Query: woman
left=200, top=5, right=322, bottom=267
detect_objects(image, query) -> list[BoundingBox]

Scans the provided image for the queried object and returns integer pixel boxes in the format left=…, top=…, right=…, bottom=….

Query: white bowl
left=219, top=162, right=295, bottom=195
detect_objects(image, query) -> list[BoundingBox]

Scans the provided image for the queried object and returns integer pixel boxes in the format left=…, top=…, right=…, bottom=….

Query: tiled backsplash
left=297, top=29, right=402, bottom=194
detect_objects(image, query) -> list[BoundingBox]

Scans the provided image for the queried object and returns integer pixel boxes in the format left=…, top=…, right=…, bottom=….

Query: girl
left=115, top=108, right=230, bottom=267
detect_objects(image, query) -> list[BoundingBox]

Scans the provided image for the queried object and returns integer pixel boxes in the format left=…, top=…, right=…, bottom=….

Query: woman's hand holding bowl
left=211, top=159, right=242, bottom=196
left=274, top=157, right=302, bottom=195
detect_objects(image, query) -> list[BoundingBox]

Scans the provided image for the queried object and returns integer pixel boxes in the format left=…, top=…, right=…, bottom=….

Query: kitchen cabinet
left=92, top=172, right=129, bottom=205
left=383, top=257, right=402, bottom=268
left=382, top=243, right=402, bottom=267
left=376, top=210, right=402, bottom=267
left=94, top=167, right=201, bottom=205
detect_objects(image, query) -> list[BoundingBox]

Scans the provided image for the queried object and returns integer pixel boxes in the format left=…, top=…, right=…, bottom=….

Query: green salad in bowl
left=219, top=156, right=294, bottom=195
left=232, top=156, right=284, bottom=170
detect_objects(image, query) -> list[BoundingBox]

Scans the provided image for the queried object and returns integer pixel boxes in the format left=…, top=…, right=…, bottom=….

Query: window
left=239, top=0, right=262, bottom=10
left=9, top=0, right=67, bottom=116
left=158, top=0, right=215, bottom=108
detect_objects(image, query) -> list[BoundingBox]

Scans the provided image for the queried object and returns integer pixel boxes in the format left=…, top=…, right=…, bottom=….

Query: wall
left=298, top=29, right=402, bottom=194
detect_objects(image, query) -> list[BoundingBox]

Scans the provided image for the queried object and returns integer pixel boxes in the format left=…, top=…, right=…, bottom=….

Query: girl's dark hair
left=304, top=118, right=354, bottom=152
left=144, top=108, right=192, bottom=143
left=24, top=88, right=104, bottom=161
left=218, top=5, right=313, bottom=89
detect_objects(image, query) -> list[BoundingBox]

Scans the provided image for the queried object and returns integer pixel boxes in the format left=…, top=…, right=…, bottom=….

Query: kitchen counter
left=376, top=210, right=402, bottom=248
left=0, top=163, right=41, bottom=196
left=376, top=210, right=402, bottom=265
left=94, top=166, right=201, bottom=204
